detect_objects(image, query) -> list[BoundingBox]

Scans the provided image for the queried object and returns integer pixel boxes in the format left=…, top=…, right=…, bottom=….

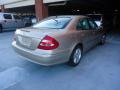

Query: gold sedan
left=12, top=15, right=106, bottom=66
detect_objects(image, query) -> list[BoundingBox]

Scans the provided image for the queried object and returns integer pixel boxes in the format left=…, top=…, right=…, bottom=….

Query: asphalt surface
left=0, top=31, right=120, bottom=90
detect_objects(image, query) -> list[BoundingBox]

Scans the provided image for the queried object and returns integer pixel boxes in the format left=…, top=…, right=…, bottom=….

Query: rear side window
left=33, top=17, right=72, bottom=29
left=76, top=18, right=90, bottom=30
left=3, top=14, right=12, bottom=19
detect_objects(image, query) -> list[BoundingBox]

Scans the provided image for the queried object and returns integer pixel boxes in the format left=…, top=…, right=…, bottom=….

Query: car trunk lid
left=15, top=28, right=61, bottom=50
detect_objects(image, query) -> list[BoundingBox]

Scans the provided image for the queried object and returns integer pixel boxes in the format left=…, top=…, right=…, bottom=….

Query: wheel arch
left=73, top=43, right=83, bottom=52
left=69, top=42, right=84, bottom=58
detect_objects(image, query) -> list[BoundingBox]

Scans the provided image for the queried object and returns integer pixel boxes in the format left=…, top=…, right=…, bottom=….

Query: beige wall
left=43, top=0, right=67, bottom=3
left=0, top=0, right=34, bottom=9
left=0, top=0, right=24, bottom=5
left=0, top=0, right=68, bottom=5
left=0, top=0, right=67, bottom=9
left=5, top=0, right=35, bottom=8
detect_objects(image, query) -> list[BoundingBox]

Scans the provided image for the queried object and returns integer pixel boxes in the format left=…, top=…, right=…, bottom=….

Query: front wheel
left=100, top=34, right=106, bottom=45
left=68, top=46, right=82, bottom=67
left=0, top=26, right=3, bottom=33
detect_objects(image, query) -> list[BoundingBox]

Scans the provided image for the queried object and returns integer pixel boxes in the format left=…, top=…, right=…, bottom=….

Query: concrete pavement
left=0, top=32, right=120, bottom=90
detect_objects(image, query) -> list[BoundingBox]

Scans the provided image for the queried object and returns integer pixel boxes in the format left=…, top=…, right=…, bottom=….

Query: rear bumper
left=12, top=41, right=70, bottom=66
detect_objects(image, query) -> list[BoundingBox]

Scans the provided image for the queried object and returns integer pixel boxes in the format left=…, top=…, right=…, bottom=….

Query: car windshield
left=33, top=17, right=71, bottom=29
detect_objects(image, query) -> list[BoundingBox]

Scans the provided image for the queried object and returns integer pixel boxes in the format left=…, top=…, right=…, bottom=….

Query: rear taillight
left=37, top=35, right=59, bottom=50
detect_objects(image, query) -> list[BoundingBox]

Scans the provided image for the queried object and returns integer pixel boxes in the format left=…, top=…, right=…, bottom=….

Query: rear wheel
left=25, top=23, right=31, bottom=27
left=68, top=46, right=82, bottom=67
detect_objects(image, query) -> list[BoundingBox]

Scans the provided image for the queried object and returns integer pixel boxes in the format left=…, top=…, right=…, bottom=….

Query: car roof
left=86, top=14, right=103, bottom=16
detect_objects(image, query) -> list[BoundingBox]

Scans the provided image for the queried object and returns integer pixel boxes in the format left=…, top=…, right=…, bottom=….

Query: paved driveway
left=0, top=32, right=120, bottom=90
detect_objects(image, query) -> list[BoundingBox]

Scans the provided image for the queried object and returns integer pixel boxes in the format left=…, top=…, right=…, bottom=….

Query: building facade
left=0, top=0, right=67, bottom=20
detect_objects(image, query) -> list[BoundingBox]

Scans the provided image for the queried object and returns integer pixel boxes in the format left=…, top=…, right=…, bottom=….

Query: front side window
left=88, top=19, right=98, bottom=30
left=76, top=18, right=90, bottom=30
left=33, top=17, right=72, bottom=29
left=4, top=14, right=12, bottom=19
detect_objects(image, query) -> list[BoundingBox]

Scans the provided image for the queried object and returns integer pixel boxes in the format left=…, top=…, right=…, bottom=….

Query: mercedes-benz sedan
left=12, top=15, right=106, bottom=66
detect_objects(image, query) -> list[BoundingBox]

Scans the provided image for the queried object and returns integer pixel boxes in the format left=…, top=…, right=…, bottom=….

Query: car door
left=88, top=18, right=101, bottom=45
left=2, top=14, right=14, bottom=31
left=13, top=15, right=24, bottom=29
left=76, top=18, right=94, bottom=51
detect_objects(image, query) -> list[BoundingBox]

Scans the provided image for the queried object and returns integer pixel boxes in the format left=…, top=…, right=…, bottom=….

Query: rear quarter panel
left=47, top=17, right=84, bottom=57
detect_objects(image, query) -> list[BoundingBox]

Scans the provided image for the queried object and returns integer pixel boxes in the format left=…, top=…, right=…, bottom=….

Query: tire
left=0, top=25, right=3, bottom=33
left=68, top=46, right=82, bottom=67
left=25, top=23, right=31, bottom=27
left=100, top=34, right=106, bottom=45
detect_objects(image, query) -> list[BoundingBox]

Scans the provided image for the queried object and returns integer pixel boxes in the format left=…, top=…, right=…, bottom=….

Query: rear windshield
left=33, top=17, right=72, bottom=29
